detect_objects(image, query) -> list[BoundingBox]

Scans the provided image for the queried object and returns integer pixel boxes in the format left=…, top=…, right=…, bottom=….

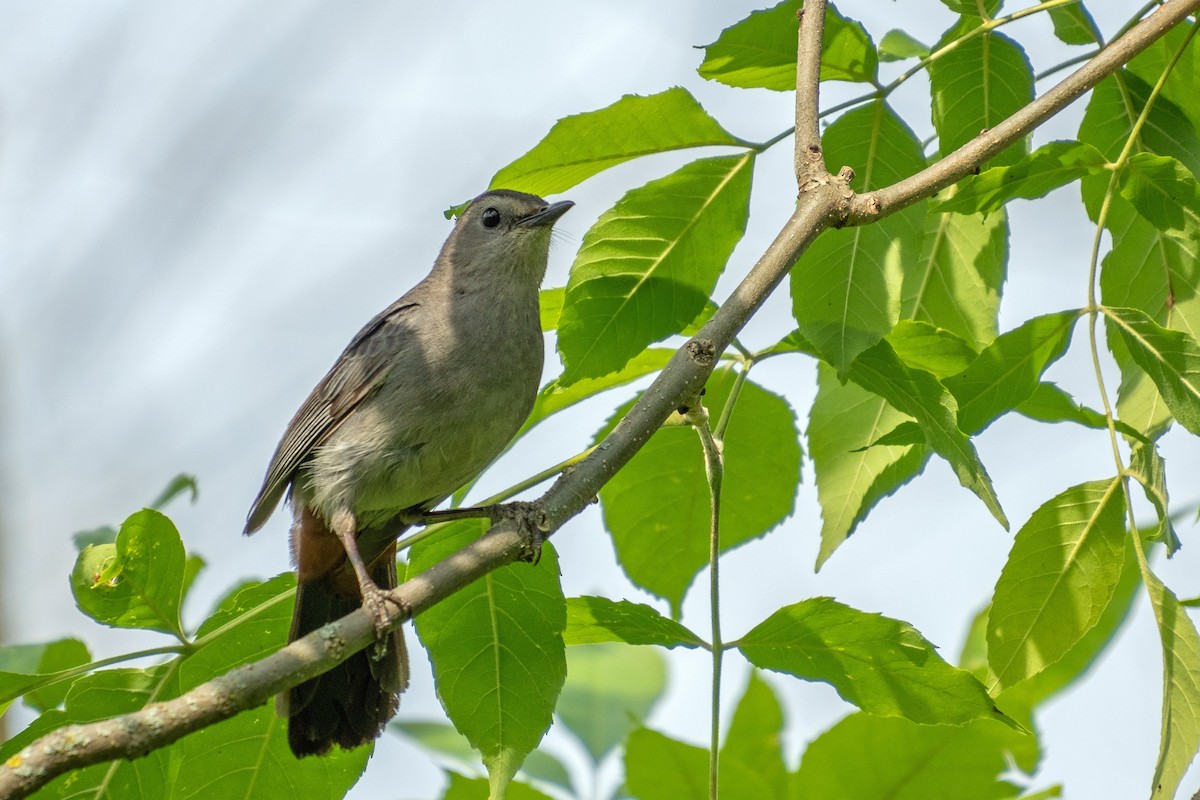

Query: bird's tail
left=282, top=543, right=409, bottom=758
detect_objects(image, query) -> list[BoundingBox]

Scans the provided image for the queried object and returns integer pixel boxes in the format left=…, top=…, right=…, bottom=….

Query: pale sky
left=1, top=2, right=1197, bottom=798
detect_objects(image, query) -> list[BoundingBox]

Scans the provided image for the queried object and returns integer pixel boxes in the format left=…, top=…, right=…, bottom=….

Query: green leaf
left=1105, top=306, right=1200, bottom=435
left=987, top=478, right=1126, bottom=691
left=558, top=153, right=754, bottom=383
left=879, top=29, right=931, bottom=62
left=887, top=320, right=978, bottom=379
left=148, top=473, right=198, bottom=509
left=410, top=520, right=567, bottom=776
left=854, top=420, right=926, bottom=451
left=443, top=772, right=558, bottom=800
left=181, top=574, right=293, bottom=685
left=564, top=596, right=704, bottom=648
left=0, top=639, right=90, bottom=713
left=70, top=508, right=188, bottom=638
left=1015, top=382, right=1150, bottom=442
left=992, top=535, right=1143, bottom=712
left=1128, top=23, right=1200, bottom=141
left=557, top=643, right=667, bottom=762
left=625, top=728, right=708, bottom=800
left=523, top=349, right=673, bottom=436
left=698, top=0, right=877, bottom=89
left=944, top=310, right=1080, bottom=434
left=598, top=370, right=800, bottom=613
left=0, top=667, right=177, bottom=797
left=538, top=287, right=564, bottom=332
left=791, top=100, right=926, bottom=371
left=174, top=704, right=372, bottom=799
left=809, top=363, right=929, bottom=568
left=722, top=672, right=789, bottom=800
left=1118, top=153, right=1200, bottom=250
left=939, top=0, right=1002, bottom=15
left=793, top=711, right=1037, bottom=800
left=736, top=598, right=1012, bottom=727
left=1128, top=441, right=1181, bottom=555
left=930, top=24, right=1034, bottom=167
left=393, top=721, right=482, bottom=772
left=904, top=196, right=1008, bottom=349
left=1141, top=565, right=1200, bottom=800
left=935, top=141, right=1109, bottom=215
left=848, top=340, right=1009, bottom=529
left=490, top=88, right=741, bottom=196
left=1047, top=3, right=1101, bottom=45
left=1082, top=73, right=1200, bottom=439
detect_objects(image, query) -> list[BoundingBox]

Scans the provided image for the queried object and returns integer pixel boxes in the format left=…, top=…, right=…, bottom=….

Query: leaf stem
left=687, top=402, right=725, bottom=800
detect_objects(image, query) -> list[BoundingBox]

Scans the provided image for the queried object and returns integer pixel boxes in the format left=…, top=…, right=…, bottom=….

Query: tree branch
left=794, top=0, right=827, bottom=180
left=2, top=2, right=1197, bottom=796
left=849, top=0, right=1200, bottom=222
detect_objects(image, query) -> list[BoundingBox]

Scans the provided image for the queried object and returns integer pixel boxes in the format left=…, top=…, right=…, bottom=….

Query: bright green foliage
left=847, top=340, right=1008, bottom=529
left=987, top=479, right=1126, bottom=691
left=794, top=712, right=1037, bottom=800
left=11, top=4, right=1200, bottom=799
left=1015, top=382, right=1149, bottom=442
left=944, top=310, right=1080, bottom=434
left=490, top=88, right=741, bottom=196
left=1119, top=153, right=1200, bottom=250
left=563, top=596, right=704, bottom=648
left=879, top=29, right=930, bottom=62
left=698, top=0, right=877, bottom=89
left=0, top=638, right=89, bottom=714
left=791, top=100, right=926, bottom=372
left=70, top=508, right=188, bottom=639
left=558, top=154, right=754, bottom=383
left=624, top=674, right=792, bottom=800
left=721, top=673, right=789, bottom=800
left=597, top=369, right=800, bottom=613
left=809, top=363, right=929, bottom=567
left=903, top=200, right=1008, bottom=348
left=1129, top=441, right=1181, bottom=554
left=1081, top=71, right=1200, bottom=439
left=442, top=773, right=557, bottom=800
left=1105, top=306, right=1200, bottom=435
left=521, top=349, right=674, bottom=435
left=887, top=320, right=978, bottom=378
left=939, top=0, right=1002, bottom=16
left=1141, top=565, right=1200, bottom=800
left=410, top=520, right=567, bottom=787
left=934, top=141, right=1109, bottom=216
left=929, top=23, right=1034, bottom=167
left=736, top=597, right=1010, bottom=726
left=1048, top=4, right=1101, bottom=46
left=556, top=643, right=667, bottom=761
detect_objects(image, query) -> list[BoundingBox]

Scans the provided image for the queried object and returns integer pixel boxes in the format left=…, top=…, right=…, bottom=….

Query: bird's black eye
left=482, top=208, right=501, bottom=228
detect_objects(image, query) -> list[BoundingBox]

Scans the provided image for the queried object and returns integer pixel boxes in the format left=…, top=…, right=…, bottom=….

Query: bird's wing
left=244, top=297, right=421, bottom=533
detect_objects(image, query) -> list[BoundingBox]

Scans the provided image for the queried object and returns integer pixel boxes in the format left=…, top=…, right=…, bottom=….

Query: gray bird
left=244, top=189, right=572, bottom=757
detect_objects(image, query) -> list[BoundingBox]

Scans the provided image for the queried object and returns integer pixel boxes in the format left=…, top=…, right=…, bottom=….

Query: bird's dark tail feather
left=283, top=547, right=409, bottom=758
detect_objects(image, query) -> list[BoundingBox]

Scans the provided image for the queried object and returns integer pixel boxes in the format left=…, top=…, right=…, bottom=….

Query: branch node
left=687, top=337, right=717, bottom=367
left=837, top=165, right=855, bottom=183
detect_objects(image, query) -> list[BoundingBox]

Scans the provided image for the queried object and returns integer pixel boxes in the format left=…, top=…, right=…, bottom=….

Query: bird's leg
left=331, top=507, right=401, bottom=651
left=415, top=504, right=505, bottom=525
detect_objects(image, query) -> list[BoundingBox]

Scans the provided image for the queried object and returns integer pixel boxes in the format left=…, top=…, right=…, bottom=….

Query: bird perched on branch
left=245, top=189, right=572, bottom=757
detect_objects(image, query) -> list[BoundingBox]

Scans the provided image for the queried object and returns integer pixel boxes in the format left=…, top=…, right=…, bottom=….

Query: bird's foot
left=359, top=583, right=407, bottom=660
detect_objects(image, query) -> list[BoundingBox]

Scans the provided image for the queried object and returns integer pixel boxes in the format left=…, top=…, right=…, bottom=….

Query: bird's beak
left=518, top=200, right=574, bottom=227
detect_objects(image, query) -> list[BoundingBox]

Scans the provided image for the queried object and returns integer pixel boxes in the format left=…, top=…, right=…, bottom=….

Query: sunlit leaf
left=792, top=100, right=926, bottom=371
left=491, top=88, right=741, bottom=195
left=558, top=153, right=753, bottom=383
left=698, top=0, right=877, bottom=89
left=987, top=478, right=1126, bottom=690
left=736, top=597, right=1012, bottom=727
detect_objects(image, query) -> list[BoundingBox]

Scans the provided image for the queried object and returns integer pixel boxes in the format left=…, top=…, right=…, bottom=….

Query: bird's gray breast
left=301, top=287, right=543, bottom=523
